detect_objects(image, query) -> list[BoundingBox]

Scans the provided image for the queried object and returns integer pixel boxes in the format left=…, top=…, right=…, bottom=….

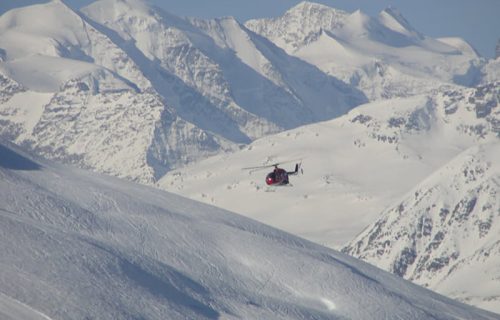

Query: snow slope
left=1, top=142, right=498, bottom=319
left=343, top=142, right=500, bottom=314
left=0, top=292, right=52, bottom=320
left=159, top=83, right=499, bottom=249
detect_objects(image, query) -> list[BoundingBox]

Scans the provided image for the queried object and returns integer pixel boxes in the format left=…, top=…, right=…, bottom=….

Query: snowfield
left=159, top=84, right=499, bottom=249
left=1, top=142, right=499, bottom=319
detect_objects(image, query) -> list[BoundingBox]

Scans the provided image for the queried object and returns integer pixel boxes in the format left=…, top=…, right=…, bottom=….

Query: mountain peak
left=285, top=1, right=348, bottom=18
left=378, top=6, right=422, bottom=39
left=1, top=0, right=76, bottom=22
left=84, top=0, right=153, bottom=17
left=288, top=1, right=334, bottom=11
left=39, top=0, right=75, bottom=13
left=245, top=0, right=349, bottom=53
left=0, top=0, right=89, bottom=61
left=381, top=6, right=410, bottom=26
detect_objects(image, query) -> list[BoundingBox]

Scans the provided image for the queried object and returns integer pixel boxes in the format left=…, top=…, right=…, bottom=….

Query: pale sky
left=1, top=0, right=499, bottom=58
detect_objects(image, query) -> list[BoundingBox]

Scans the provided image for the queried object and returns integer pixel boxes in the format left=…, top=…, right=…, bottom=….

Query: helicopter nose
left=266, top=176, right=274, bottom=185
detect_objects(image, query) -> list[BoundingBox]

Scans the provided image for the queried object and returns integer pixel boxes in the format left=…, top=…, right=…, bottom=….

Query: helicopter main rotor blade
left=241, top=163, right=279, bottom=171
left=242, top=158, right=304, bottom=171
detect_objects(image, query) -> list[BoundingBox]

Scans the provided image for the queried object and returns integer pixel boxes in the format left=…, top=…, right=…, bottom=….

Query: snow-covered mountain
left=0, top=0, right=198, bottom=183
left=159, top=82, right=499, bottom=248
left=343, top=142, right=500, bottom=313
left=82, top=0, right=364, bottom=131
left=0, top=0, right=365, bottom=183
left=1, top=142, right=499, bottom=319
left=246, top=2, right=485, bottom=100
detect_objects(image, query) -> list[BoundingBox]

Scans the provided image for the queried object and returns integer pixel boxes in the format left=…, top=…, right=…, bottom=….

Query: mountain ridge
left=246, top=1, right=485, bottom=100
left=342, top=142, right=500, bottom=313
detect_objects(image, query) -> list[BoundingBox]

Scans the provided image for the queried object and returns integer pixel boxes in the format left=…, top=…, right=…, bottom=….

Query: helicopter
left=243, top=161, right=302, bottom=186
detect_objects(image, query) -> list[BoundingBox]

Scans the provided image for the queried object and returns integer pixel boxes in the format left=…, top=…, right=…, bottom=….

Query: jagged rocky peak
left=285, top=1, right=348, bottom=18
left=279, top=1, right=349, bottom=32
left=378, top=6, right=422, bottom=39
left=244, top=1, right=349, bottom=52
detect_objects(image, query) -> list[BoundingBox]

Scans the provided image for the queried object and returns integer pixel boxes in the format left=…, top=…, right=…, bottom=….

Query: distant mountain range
left=0, top=0, right=366, bottom=183
left=0, top=0, right=495, bottom=184
left=246, top=2, right=486, bottom=99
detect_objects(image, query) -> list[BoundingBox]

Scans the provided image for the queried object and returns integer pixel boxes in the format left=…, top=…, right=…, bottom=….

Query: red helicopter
left=243, top=162, right=302, bottom=186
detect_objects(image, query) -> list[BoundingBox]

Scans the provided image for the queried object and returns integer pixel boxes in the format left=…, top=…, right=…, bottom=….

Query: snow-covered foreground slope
left=1, top=142, right=498, bottom=320
left=343, top=142, right=500, bottom=314
left=159, top=83, right=499, bottom=248
left=0, top=292, right=52, bottom=320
